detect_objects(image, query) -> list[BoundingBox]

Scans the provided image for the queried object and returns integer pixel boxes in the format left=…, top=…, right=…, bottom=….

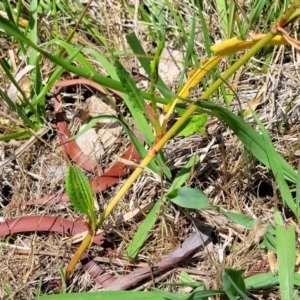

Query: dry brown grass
left=1, top=1, right=300, bottom=299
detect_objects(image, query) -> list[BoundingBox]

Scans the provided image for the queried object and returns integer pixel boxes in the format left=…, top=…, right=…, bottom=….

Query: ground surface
left=0, top=1, right=300, bottom=299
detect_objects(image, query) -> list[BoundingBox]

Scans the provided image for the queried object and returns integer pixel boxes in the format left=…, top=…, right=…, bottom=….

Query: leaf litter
left=1, top=1, right=300, bottom=299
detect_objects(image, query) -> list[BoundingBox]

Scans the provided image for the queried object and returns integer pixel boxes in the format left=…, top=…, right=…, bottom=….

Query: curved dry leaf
left=104, top=225, right=213, bottom=291
left=0, top=215, right=105, bottom=245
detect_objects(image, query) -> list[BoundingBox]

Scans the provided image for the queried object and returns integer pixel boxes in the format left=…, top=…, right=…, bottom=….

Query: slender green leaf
left=0, top=90, right=36, bottom=129
left=0, top=57, right=29, bottom=103
left=31, top=48, right=83, bottom=108
left=0, top=16, right=169, bottom=108
left=251, top=107, right=296, bottom=214
left=169, top=155, right=200, bottom=192
left=296, top=162, right=300, bottom=223
left=179, top=271, right=198, bottom=284
left=29, top=0, right=38, bottom=66
left=184, top=290, right=224, bottom=299
left=196, top=101, right=297, bottom=183
left=126, top=200, right=161, bottom=259
left=35, top=55, right=42, bottom=95
left=65, top=165, right=96, bottom=230
left=114, top=59, right=171, bottom=179
left=114, top=59, right=146, bottom=115
left=67, top=114, right=161, bottom=176
left=215, top=0, right=228, bottom=37
left=126, top=32, right=171, bottom=99
left=0, top=130, right=31, bottom=141
left=168, top=187, right=208, bottom=209
left=262, top=225, right=277, bottom=251
left=275, top=210, right=295, bottom=300
left=46, top=39, right=95, bottom=72
left=40, top=290, right=185, bottom=300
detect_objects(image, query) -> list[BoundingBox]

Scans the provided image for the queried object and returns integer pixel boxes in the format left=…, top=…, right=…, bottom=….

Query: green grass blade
left=114, top=59, right=171, bottom=179
left=251, top=107, right=296, bottom=215
left=0, top=130, right=31, bottom=141
left=196, top=101, right=297, bottom=183
left=274, top=210, right=296, bottom=300
left=0, top=15, right=170, bottom=108
left=215, top=0, right=228, bottom=37
left=68, top=114, right=162, bottom=177
left=65, top=165, right=97, bottom=230
left=83, top=49, right=118, bottom=79
left=195, top=0, right=212, bottom=57
left=31, top=48, right=83, bottom=108
left=169, top=155, right=200, bottom=192
left=125, top=199, right=161, bottom=259
left=296, top=163, right=300, bottom=224
left=0, top=90, right=36, bottom=129
left=45, top=39, right=96, bottom=72
left=35, top=55, right=42, bottom=95
left=39, top=290, right=183, bottom=300
left=125, top=32, right=171, bottom=99
left=2, top=0, right=15, bottom=24
left=29, top=0, right=38, bottom=67
left=114, top=59, right=147, bottom=117
left=0, top=57, right=29, bottom=103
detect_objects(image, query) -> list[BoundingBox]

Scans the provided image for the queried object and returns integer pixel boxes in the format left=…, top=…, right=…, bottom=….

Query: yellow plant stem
left=96, top=31, right=276, bottom=228
left=65, top=231, right=93, bottom=282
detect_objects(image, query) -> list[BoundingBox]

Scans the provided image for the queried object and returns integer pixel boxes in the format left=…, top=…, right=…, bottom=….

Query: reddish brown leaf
left=11, top=79, right=147, bottom=207
left=0, top=215, right=104, bottom=245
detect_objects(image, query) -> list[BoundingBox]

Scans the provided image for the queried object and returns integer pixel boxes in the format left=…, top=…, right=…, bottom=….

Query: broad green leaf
left=176, top=114, right=207, bottom=137
left=245, top=273, right=279, bottom=289
left=169, top=155, right=200, bottom=193
left=126, top=200, right=161, bottom=259
left=275, top=210, right=295, bottom=300
left=223, top=269, right=251, bottom=300
left=65, top=165, right=96, bottom=230
left=220, top=210, right=255, bottom=229
left=168, top=187, right=208, bottom=209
